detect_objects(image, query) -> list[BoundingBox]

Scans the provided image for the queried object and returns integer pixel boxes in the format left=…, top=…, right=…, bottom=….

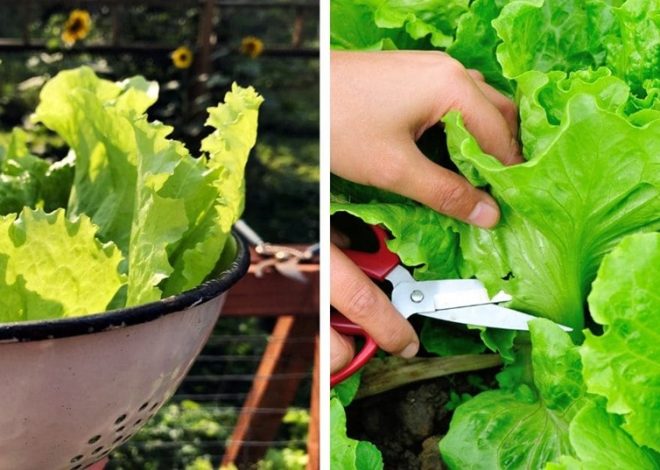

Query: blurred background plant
left=109, top=399, right=309, bottom=469
left=0, top=1, right=318, bottom=468
left=0, top=0, right=319, bottom=242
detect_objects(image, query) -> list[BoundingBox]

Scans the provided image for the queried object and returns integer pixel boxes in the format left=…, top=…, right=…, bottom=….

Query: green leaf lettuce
left=581, top=233, right=660, bottom=453
left=444, top=73, right=660, bottom=331
left=0, top=208, right=124, bottom=322
left=33, top=67, right=262, bottom=307
left=440, top=319, right=587, bottom=469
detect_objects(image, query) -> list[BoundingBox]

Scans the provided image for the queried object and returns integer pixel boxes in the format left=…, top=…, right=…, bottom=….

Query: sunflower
left=240, top=36, right=264, bottom=59
left=171, top=46, right=194, bottom=69
left=61, top=9, right=91, bottom=46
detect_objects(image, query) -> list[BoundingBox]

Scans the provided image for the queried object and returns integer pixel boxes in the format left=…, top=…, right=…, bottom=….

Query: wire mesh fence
left=106, top=316, right=317, bottom=469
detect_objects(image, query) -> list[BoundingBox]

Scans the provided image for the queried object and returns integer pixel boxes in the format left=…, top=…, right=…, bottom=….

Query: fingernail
left=468, top=200, right=499, bottom=228
left=400, top=342, right=419, bottom=359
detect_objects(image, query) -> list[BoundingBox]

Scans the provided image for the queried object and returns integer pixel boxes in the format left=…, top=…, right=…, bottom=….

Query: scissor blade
left=420, top=304, right=572, bottom=331
left=391, top=278, right=511, bottom=317
left=430, top=279, right=511, bottom=310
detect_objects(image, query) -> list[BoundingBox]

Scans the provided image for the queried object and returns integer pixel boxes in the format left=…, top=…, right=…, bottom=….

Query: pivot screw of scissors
left=410, top=290, right=424, bottom=303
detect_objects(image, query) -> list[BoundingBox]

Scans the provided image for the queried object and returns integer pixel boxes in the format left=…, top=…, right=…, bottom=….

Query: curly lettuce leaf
left=580, top=233, right=660, bottom=452
left=33, top=67, right=149, bottom=251
left=161, top=84, right=263, bottom=295
left=444, top=84, right=660, bottom=330
left=333, top=373, right=363, bottom=407
left=493, top=0, right=659, bottom=96
left=330, top=202, right=462, bottom=280
left=516, top=68, right=660, bottom=159
left=331, top=0, right=405, bottom=50
left=440, top=319, right=588, bottom=469
left=203, top=84, right=262, bottom=217
left=33, top=67, right=188, bottom=306
left=546, top=401, right=660, bottom=470
left=33, top=68, right=261, bottom=304
left=364, top=0, right=468, bottom=49
left=447, top=0, right=512, bottom=93
left=331, top=371, right=383, bottom=469
left=421, top=321, right=487, bottom=356
left=0, top=129, right=73, bottom=215
left=493, top=0, right=616, bottom=79
left=330, top=0, right=468, bottom=50
left=0, top=208, right=124, bottom=322
left=330, top=396, right=384, bottom=470
left=129, top=85, right=262, bottom=304
left=604, top=0, right=660, bottom=94
left=124, top=120, right=190, bottom=305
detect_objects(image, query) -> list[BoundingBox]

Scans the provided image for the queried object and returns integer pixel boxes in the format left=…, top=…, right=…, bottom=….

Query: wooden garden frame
left=222, top=246, right=319, bottom=469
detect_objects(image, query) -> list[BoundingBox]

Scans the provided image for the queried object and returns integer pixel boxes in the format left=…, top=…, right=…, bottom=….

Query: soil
left=345, top=372, right=496, bottom=469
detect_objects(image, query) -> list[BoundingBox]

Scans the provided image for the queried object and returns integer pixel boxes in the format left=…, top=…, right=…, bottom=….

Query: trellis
left=221, top=248, right=319, bottom=469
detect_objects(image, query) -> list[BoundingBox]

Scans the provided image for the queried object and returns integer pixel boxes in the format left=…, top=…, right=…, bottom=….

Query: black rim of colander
left=0, top=231, right=250, bottom=342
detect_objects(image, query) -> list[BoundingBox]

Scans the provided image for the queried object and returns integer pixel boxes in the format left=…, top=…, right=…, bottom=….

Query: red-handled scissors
left=330, top=225, right=571, bottom=388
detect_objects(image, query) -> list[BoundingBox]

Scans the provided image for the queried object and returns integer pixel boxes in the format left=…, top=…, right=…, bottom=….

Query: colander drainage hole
left=88, top=435, right=101, bottom=444
left=113, top=435, right=124, bottom=444
left=114, top=413, right=127, bottom=425
left=138, top=401, right=149, bottom=411
left=91, top=446, right=104, bottom=455
left=133, top=419, right=142, bottom=427
left=149, top=402, right=160, bottom=411
left=116, top=425, right=126, bottom=433
left=70, top=455, right=83, bottom=463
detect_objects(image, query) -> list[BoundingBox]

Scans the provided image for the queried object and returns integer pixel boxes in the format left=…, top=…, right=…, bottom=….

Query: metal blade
left=385, top=265, right=416, bottom=287
left=419, top=304, right=572, bottom=331
left=430, top=280, right=511, bottom=309
left=391, top=278, right=511, bottom=317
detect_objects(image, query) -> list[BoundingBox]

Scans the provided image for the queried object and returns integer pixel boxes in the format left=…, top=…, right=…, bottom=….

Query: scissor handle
left=342, top=225, right=399, bottom=282
left=330, top=312, right=379, bottom=388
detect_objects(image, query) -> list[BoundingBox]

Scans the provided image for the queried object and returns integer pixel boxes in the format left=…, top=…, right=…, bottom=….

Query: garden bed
left=347, top=371, right=496, bottom=469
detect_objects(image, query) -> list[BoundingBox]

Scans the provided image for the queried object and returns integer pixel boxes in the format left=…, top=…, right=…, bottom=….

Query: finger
left=331, top=244, right=419, bottom=357
left=379, top=141, right=501, bottom=228
left=448, top=72, right=523, bottom=165
left=471, top=79, right=519, bottom=141
left=466, top=69, right=485, bottom=82
left=330, top=328, right=355, bottom=374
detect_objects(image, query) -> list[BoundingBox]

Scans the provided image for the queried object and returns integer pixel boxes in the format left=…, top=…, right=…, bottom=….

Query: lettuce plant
left=330, top=0, right=660, bottom=467
left=0, top=67, right=262, bottom=322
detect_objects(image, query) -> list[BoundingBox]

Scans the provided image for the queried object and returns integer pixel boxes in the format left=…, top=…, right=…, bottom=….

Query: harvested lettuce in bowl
left=0, top=66, right=262, bottom=323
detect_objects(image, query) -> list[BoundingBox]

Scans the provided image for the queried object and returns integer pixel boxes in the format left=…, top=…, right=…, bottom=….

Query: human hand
left=331, top=51, right=522, bottom=374
left=330, top=240, right=419, bottom=374
left=332, top=50, right=522, bottom=227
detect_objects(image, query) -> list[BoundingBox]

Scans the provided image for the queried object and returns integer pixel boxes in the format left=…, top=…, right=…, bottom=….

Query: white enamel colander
left=0, top=234, right=249, bottom=470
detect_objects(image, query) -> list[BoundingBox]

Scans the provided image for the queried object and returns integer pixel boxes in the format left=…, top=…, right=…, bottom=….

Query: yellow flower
left=61, top=9, right=91, bottom=46
left=240, top=36, right=264, bottom=59
left=171, top=46, right=194, bottom=69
